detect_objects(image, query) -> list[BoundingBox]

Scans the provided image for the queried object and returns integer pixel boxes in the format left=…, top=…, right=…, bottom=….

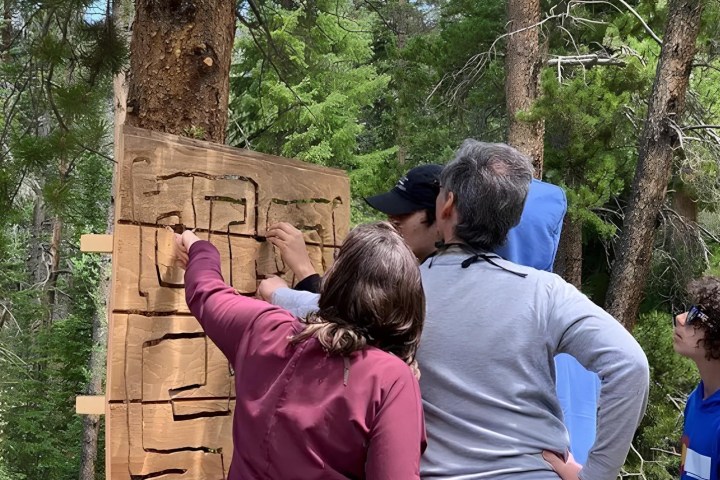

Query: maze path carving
left=107, top=126, right=349, bottom=479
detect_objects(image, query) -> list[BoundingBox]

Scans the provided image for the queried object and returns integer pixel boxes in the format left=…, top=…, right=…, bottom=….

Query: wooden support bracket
left=80, top=234, right=114, bottom=253
left=76, top=395, right=106, bottom=415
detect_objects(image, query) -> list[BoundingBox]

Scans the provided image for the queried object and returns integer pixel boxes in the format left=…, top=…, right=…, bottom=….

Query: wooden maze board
left=107, top=126, right=350, bottom=479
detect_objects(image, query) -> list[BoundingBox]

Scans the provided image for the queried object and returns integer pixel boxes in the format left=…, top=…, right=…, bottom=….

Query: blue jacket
left=497, top=179, right=600, bottom=465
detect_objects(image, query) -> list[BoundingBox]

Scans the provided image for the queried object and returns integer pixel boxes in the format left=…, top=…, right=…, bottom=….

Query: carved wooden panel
left=107, top=126, right=349, bottom=479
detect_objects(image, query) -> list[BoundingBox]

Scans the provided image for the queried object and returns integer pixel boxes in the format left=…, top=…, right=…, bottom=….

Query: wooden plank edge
left=76, top=395, right=106, bottom=415
left=80, top=234, right=114, bottom=253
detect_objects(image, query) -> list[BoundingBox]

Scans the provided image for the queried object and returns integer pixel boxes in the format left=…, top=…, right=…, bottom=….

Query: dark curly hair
left=687, top=276, right=720, bottom=360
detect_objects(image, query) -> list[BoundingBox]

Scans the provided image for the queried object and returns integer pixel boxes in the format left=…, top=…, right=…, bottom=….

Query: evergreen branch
left=359, top=0, right=395, bottom=34
left=0, top=71, right=33, bottom=150
left=574, top=0, right=662, bottom=46
left=80, top=144, right=115, bottom=163
left=427, top=11, right=556, bottom=105
left=0, top=302, right=22, bottom=334
left=242, top=13, right=317, bottom=122
left=0, top=7, right=43, bottom=56
left=8, top=165, right=28, bottom=210
left=0, top=346, right=31, bottom=372
left=314, top=0, right=375, bottom=35
left=429, top=0, right=654, bottom=107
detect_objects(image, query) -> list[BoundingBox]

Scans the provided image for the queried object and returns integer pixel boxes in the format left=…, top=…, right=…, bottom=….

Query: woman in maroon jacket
left=175, top=221, right=427, bottom=480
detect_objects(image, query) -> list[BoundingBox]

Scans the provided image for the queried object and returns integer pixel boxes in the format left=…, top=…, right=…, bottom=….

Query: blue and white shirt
left=681, top=382, right=720, bottom=480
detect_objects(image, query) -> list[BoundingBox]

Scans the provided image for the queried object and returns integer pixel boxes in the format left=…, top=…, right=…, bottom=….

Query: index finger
left=271, top=222, right=301, bottom=235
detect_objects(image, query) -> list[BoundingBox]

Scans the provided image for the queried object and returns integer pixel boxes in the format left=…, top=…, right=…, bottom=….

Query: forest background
left=1, top=0, right=720, bottom=478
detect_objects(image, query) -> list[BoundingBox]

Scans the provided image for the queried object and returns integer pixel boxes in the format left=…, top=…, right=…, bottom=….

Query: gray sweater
left=272, top=250, right=649, bottom=480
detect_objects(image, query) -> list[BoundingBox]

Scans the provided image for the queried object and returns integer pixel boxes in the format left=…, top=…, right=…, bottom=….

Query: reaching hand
left=542, top=450, right=581, bottom=480
left=173, top=230, right=201, bottom=269
left=258, top=275, right=290, bottom=302
left=266, top=222, right=316, bottom=280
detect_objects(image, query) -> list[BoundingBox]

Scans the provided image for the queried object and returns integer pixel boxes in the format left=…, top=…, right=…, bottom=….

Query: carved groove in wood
left=107, top=126, right=350, bottom=479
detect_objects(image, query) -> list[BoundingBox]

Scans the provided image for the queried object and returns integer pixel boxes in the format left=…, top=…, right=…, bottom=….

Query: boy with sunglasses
left=674, top=276, right=720, bottom=480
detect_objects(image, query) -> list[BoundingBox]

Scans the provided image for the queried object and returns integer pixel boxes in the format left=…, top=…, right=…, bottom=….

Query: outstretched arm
left=178, top=232, right=295, bottom=363
left=547, top=278, right=649, bottom=480
left=267, top=222, right=317, bottom=282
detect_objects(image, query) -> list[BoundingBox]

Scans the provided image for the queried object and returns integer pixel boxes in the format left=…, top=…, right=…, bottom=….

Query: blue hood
left=495, top=179, right=567, bottom=272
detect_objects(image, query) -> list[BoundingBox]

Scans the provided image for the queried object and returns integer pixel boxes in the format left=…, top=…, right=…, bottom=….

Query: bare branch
left=547, top=54, right=626, bottom=67
left=682, top=125, right=720, bottom=131
left=428, top=0, right=645, bottom=106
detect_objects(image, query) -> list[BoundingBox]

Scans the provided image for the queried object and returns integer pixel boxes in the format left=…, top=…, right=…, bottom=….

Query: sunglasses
left=673, top=305, right=710, bottom=327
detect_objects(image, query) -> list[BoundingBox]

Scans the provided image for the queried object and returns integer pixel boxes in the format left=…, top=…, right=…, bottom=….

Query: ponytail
left=289, top=313, right=421, bottom=379
left=289, top=314, right=368, bottom=356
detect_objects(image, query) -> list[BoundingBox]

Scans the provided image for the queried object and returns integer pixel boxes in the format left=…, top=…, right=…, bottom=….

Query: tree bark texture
left=45, top=215, right=63, bottom=325
left=605, top=0, right=704, bottom=330
left=28, top=191, right=48, bottom=288
left=505, top=0, right=544, bottom=177
left=553, top=215, right=583, bottom=288
left=2, top=0, right=12, bottom=57
left=125, top=0, right=235, bottom=143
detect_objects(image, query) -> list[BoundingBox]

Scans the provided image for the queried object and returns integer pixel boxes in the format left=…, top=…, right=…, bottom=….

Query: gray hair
left=440, top=139, right=533, bottom=251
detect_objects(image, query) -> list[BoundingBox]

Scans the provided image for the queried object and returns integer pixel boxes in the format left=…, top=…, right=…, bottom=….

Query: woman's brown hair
left=290, top=221, right=425, bottom=369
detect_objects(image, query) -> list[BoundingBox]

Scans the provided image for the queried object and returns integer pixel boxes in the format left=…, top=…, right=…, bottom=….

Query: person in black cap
left=364, top=164, right=443, bottom=262
left=264, top=164, right=443, bottom=294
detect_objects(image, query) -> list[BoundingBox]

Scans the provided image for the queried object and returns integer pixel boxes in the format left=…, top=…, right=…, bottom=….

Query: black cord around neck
left=429, top=240, right=528, bottom=278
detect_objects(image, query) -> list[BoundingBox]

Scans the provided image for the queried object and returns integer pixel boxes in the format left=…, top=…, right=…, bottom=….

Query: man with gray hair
left=421, top=139, right=648, bottom=479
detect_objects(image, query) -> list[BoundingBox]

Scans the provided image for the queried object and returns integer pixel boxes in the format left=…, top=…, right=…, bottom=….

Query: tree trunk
left=2, top=0, right=12, bottom=57
left=395, top=0, right=407, bottom=167
left=605, top=0, right=704, bottom=331
left=125, top=0, right=235, bottom=143
left=28, top=189, right=48, bottom=289
left=45, top=215, right=63, bottom=325
left=554, top=215, right=583, bottom=288
left=505, top=0, right=544, bottom=177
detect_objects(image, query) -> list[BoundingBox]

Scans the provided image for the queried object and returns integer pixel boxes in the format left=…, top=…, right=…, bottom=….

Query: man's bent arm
left=548, top=278, right=649, bottom=480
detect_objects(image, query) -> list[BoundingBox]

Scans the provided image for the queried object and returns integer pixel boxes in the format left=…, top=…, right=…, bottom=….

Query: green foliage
left=0, top=2, right=125, bottom=222
left=627, top=310, right=699, bottom=478
left=0, top=316, right=90, bottom=478
left=538, top=63, right=642, bottom=238
left=0, top=1, right=117, bottom=476
left=230, top=0, right=389, bottom=183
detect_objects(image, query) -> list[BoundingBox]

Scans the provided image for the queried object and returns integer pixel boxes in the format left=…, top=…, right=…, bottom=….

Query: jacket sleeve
left=271, top=288, right=320, bottom=318
left=293, top=273, right=322, bottom=293
left=184, top=240, right=295, bottom=363
left=365, top=369, right=426, bottom=480
left=546, top=277, right=650, bottom=480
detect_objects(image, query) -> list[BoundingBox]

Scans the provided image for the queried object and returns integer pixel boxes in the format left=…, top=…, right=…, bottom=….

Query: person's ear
left=439, top=191, right=455, bottom=219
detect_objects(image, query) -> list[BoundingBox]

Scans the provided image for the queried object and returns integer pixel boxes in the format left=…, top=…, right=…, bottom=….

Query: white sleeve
left=271, top=288, right=320, bottom=318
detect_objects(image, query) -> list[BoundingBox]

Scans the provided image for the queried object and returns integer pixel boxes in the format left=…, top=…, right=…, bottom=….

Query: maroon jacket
left=185, top=241, right=426, bottom=479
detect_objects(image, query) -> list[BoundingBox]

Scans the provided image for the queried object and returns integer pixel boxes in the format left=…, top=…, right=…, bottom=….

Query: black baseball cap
left=364, top=164, right=443, bottom=216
